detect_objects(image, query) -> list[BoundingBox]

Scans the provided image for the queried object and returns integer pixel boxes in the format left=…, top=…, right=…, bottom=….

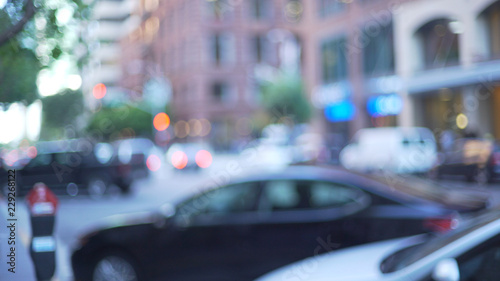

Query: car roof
left=35, top=139, right=95, bottom=154
left=180, top=165, right=486, bottom=211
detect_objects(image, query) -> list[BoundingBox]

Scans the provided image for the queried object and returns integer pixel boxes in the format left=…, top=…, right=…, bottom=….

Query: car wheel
left=474, top=168, right=491, bottom=186
left=93, top=253, right=140, bottom=281
left=87, top=177, right=108, bottom=199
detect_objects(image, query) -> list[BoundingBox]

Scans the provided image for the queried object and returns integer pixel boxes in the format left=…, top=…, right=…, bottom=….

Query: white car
left=340, top=127, right=437, bottom=174
left=257, top=210, right=500, bottom=281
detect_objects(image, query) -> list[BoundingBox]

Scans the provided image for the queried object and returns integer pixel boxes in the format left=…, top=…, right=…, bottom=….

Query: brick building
left=118, top=0, right=500, bottom=150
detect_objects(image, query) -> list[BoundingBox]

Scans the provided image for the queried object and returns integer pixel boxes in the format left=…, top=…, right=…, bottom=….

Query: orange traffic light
left=153, top=112, right=170, bottom=131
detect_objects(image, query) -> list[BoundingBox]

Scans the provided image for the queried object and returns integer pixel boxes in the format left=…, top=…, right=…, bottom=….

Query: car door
left=152, top=181, right=262, bottom=281
left=246, top=179, right=371, bottom=278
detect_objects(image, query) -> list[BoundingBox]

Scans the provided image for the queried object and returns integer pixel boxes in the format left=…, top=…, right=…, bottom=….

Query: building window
left=480, top=1, right=500, bottom=59
left=211, top=33, right=235, bottom=65
left=253, top=34, right=272, bottom=63
left=206, top=0, right=234, bottom=21
left=212, top=82, right=232, bottom=103
left=363, top=23, right=394, bottom=76
left=318, top=0, right=346, bottom=18
left=321, top=36, right=348, bottom=83
left=250, top=0, right=272, bottom=20
left=416, top=19, right=460, bottom=70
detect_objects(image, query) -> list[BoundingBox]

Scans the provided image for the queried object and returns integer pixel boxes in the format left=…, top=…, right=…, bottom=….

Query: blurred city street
left=2, top=151, right=500, bottom=281
left=2, top=0, right=500, bottom=280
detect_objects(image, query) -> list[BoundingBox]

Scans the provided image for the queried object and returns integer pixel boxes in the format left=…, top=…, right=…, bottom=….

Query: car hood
left=256, top=235, right=427, bottom=281
left=73, top=210, right=159, bottom=249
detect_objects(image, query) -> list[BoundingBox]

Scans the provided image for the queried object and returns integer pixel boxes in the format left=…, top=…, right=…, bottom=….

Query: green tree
left=260, top=73, right=312, bottom=124
left=0, top=0, right=90, bottom=103
left=86, top=106, right=153, bottom=141
left=39, top=89, right=84, bottom=140
left=42, top=89, right=83, bottom=127
left=0, top=41, right=40, bottom=104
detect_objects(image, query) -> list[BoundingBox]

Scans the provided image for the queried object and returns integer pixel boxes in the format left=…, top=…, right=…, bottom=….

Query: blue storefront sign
left=367, top=94, right=403, bottom=117
left=324, top=100, right=356, bottom=122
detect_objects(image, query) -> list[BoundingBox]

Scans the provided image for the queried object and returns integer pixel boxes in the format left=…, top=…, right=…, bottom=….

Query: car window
left=457, top=236, right=500, bottom=281
left=180, top=182, right=261, bottom=217
left=261, top=180, right=363, bottom=211
left=310, top=181, right=361, bottom=208
left=262, top=180, right=309, bottom=210
left=25, top=153, right=52, bottom=168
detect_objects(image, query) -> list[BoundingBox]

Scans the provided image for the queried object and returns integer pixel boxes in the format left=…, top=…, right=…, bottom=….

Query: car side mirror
left=158, top=203, right=176, bottom=219
left=432, top=258, right=460, bottom=281
left=153, top=203, right=176, bottom=228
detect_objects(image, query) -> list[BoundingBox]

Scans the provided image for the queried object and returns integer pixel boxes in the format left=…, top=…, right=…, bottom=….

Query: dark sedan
left=71, top=166, right=488, bottom=281
left=1, top=139, right=132, bottom=197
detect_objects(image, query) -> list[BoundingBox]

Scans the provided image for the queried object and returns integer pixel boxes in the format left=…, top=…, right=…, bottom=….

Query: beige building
left=394, top=0, right=500, bottom=139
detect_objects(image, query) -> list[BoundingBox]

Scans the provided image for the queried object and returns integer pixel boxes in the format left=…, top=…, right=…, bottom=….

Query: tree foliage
left=0, top=41, right=40, bottom=104
left=260, top=73, right=312, bottom=124
left=42, top=88, right=83, bottom=128
left=0, top=0, right=90, bottom=103
left=86, top=106, right=153, bottom=141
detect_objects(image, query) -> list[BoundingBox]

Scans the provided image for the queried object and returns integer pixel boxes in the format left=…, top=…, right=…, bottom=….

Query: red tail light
left=424, top=217, right=459, bottom=234
left=492, top=152, right=500, bottom=166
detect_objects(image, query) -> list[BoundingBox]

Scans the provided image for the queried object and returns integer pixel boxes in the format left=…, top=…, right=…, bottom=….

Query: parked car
left=113, top=137, right=164, bottom=180
left=257, top=209, right=500, bottom=281
left=340, top=127, right=437, bottom=174
left=429, top=138, right=500, bottom=184
left=71, top=166, right=487, bottom=281
left=0, top=139, right=131, bottom=197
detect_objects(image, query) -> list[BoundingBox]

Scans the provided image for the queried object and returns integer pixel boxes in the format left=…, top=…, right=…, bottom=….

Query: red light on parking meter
left=27, top=183, right=58, bottom=216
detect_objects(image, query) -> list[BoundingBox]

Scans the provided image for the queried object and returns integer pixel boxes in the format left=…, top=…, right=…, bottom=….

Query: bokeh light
left=174, top=121, right=190, bottom=138
left=188, top=119, right=203, bottom=137
left=27, top=146, right=38, bottom=159
left=93, top=83, right=107, bottom=99
left=147, top=155, right=162, bottom=171
left=171, top=151, right=188, bottom=169
left=456, top=113, right=468, bottom=129
left=195, top=150, right=213, bottom=168
left=199, top=119, right=212, bottom=137
left=154, top=113, right=171, bottom=131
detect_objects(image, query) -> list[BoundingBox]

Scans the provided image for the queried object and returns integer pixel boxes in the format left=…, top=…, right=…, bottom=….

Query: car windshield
left=381, top=210, right=500, bottom=273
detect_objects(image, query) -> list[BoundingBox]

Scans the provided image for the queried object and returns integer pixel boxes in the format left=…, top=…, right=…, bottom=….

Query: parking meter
left=26, top=182, right=58, bottom=281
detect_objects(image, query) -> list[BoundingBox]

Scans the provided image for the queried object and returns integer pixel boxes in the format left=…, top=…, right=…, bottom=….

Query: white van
left=339, top=127, right=437, bottom=174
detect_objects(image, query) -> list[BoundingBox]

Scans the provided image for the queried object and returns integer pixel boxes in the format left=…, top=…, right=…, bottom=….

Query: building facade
left=117, top=0, right=500, bottom=149
left=121, top=0, right=309, bottom=149
left=394, top=0, right=500, bottom=140
left=82, top=0, right=139, bottom=108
